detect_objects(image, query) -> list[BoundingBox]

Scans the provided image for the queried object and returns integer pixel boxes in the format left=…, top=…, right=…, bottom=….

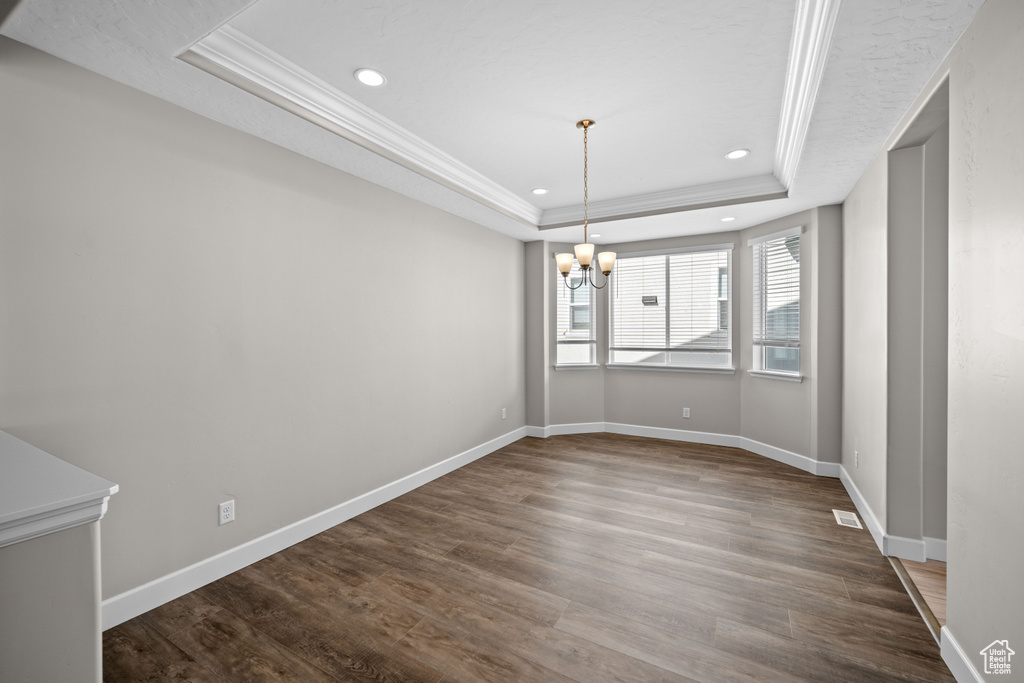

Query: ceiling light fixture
left=725, top=149, right=749, bottom=159
left=555, top=120, right=615, bottom=289
left=532, top=188, right=548, bottom=195
left=354, top=68, right=386, bottom=87
left=721, top=216, right=736, bottom=222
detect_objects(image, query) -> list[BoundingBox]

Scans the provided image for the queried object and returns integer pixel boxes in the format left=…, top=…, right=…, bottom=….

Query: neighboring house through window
left=608, top=245, right=733, bottom=369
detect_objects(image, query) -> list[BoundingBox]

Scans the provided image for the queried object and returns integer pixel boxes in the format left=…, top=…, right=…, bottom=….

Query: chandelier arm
left=589, top=268, right=609, bottom=289
left=564, top=272, right=587, bottom=290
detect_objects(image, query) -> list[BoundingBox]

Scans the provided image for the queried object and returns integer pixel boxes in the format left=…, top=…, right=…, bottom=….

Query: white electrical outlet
left=502, top=407, right=507, bottom=420
left=854, top=450, right=859, bottom=468
left=219, top=499, right=235, bottom=526
left=683, top=407, right=691, bottom=418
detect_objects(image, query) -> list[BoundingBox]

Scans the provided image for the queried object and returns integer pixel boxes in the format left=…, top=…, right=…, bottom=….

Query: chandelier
left=555, top=120, right=616, bottom=289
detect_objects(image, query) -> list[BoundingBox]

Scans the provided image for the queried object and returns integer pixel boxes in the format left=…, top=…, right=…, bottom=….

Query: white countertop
left=0, top=430, right=118, bottom=549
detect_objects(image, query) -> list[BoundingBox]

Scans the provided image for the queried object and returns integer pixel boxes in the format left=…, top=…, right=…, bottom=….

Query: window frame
left=607, top=243, right=735, bottom=373
left=554, top=256, right=597, bottom=368
left=749, top=226, right=803, bottom=381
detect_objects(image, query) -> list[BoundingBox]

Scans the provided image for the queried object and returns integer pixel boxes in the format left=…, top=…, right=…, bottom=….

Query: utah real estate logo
left=980, top=640, right=1014, bottom=675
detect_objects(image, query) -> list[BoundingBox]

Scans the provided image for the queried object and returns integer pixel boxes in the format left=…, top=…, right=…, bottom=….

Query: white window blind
left=555, top=258, right=595, bottom=365
left=610, top=246, right=732, bottom=368
left=752, top=228, right=801, bottom=374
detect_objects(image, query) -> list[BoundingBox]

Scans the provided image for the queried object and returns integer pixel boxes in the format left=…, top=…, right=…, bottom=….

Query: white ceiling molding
left=180, top=26, right=542, bottom=227
left=4, top=0, right=980, bottom=244
left=774, top=0, right=843, bottom=190
left=181, top=26, right=789, bottom=233
left=539, top=174, right=788, bottom=229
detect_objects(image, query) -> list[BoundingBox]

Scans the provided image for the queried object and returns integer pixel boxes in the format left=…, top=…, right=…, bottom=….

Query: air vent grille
left=832, top=509, right=863, bottom=529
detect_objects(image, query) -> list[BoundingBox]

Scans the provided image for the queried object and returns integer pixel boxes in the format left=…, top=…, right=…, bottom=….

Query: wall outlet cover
left=219, top=499, right=235, bottom=526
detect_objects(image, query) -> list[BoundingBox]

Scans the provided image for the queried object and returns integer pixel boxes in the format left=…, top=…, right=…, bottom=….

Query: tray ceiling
left=2, top=0, right=982, bottom=243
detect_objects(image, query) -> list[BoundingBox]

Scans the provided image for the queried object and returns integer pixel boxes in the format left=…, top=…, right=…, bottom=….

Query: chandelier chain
left=583, top=122, right=589, bottom=243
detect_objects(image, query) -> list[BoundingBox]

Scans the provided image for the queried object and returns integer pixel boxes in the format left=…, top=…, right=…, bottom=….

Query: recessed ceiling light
left=725, top=149, right=749, bottom=160
left=590, top=233, right=602, bottom=238
left=354, top=68, right=386, bottom=87
left=532, top=188, right=548, bottom=195
left=721, top=216, right=736, bottom=222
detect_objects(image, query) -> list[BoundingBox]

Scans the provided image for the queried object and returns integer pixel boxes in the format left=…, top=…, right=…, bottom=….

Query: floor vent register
left=832, top=509, right=863, bottom=529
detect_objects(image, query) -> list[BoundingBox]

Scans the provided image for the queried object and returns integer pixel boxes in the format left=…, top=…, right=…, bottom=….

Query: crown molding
left=538, top=174, right=787, bottom=229
left=178, top=16, right=835, bottom=232
left=774, top=0, right=843, bottom=190
left=179, top=27, right=542, bottom=227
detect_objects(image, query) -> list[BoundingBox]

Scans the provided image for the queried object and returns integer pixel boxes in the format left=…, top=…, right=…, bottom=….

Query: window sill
left=749, top=370, right=803, bottom=383
left=554, top=363, right=600, bottom=371
left=605, top=364, right=735, bottom=375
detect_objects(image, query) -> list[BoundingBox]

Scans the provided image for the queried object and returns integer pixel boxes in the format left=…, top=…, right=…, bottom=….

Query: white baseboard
left=605, top=422, right=739, bottom=449
left=838, top=465, right=885, bottom=554
left=549, top=422, right=606, bottom=436
left=925, top=536, right=947, bottom=561
left=528, top=421, right=842, bottom=479
left=941, top=626, right=986, bottom=683
left=736, top=435, right=841, bottom=478
left=102, top=426, right=528, bottom=630
left=836, top=466, right=949, bottom=563
left=885, top=534, right=927, bottom=562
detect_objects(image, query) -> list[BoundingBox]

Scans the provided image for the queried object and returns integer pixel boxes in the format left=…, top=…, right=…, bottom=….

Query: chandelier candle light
left=556, top=120, right=616, bottom=289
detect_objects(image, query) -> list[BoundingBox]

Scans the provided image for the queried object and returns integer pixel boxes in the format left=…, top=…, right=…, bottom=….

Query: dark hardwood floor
left=103, top=433, right=954, bottom=682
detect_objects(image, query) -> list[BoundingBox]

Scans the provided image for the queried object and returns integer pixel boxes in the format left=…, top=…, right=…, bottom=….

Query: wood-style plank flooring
left=890, top=556, right=948, bottom=645
left=902, top=559, right=947, bottom=627
left=103, top=433, right=954, bottom=682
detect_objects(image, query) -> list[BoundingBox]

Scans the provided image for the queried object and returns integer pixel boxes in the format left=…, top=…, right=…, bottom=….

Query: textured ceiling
left=230, top=0, right=791, bottom=205
left=2, top=0, right=984, bottom=244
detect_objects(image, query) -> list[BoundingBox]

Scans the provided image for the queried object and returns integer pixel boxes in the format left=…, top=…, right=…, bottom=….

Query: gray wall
left=843, top=0, right=1023, bottom=669
left=921, top=123, right=949, bottom=542
left=739, top=208, right=842, bottom=463
left=0, top=524, right=102, bottom=683
left=888, top=145, right=929, bottom=544
left=885, top=122, right=950, bottom=545
left=0, top=37, right=526, bottom=601
left=886, top=144, right=927, bottom=542
left=945, top=0, right=1024, bottom=664
left=524, top=241, right=550, bottom=428
left=843, top=152, right=890, bottom=522
left=811, top=205, right=844, bottom=465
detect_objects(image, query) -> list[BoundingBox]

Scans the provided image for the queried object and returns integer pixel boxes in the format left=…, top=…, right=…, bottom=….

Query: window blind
left=752, top=230, right=801, bottom=373
left=610, top=247, right=731, bottom=367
